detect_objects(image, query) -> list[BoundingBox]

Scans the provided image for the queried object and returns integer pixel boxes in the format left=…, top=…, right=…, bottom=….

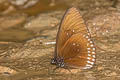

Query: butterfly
left=51, top=7, right=96, bottom=69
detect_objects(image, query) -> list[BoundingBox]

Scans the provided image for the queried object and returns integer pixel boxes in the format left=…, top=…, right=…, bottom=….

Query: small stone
left=0, top=66, right=17, bottom=75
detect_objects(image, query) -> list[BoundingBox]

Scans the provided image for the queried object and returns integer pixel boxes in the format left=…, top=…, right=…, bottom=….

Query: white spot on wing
left=92, top=48, right=96, bottom=50
left=87, top=61, right=94, bottom=65
left=91, top=62, right=94, bottom=65
left=90, top=41, right=93, bottom=43
left=88, top=51, right=90, bottom=53
left=92, top=59, right=95, bottom=61
left=86, top=64, right=92, bottom=67
left=83, top=35, right=86, bottom=37
left=88, top=33, right=90, bottom=35
left=72, top=30, right=75, bottom=32
left=92, top=52, right=95, bottom=54
left=88, top=54, right=91, bottom=56
left=66, top=33, right=69, bottom=35
left=88, top=39, right=90, bottom=41
left=92, top=55, right=96, bottom=58
left=86, top=36, right=89, bottom=38
left=87, top=48, right=91, bottom=50
left=73, top=43, right=76, bottom=45
left=87, top=57, right=91, bottom=60
left=90, top=44, right=94, bottom=47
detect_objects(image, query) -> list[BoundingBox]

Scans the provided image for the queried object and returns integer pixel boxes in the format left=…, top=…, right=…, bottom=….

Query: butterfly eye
left=51, top=58, right=56, bottom=64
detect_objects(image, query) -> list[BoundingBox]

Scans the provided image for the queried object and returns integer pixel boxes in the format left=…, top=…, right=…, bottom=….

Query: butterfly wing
left=55, top=7, right=96, bottom=69
left=55, top=7, right=88, bottom=57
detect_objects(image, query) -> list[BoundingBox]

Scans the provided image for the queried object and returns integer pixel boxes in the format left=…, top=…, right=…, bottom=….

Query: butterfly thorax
left=51, top=56, right=65, bottom=68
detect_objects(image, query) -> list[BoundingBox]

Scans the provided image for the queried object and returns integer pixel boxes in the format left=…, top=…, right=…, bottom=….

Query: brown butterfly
left=51, top=7, right=96, bottom=69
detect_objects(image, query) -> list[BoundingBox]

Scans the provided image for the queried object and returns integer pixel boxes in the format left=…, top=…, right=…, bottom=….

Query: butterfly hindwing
left=60, top=33, right=96, bottom=68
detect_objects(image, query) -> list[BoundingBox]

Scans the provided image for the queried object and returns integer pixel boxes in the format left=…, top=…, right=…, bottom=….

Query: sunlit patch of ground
left=0, top=0, right=120, bottom=80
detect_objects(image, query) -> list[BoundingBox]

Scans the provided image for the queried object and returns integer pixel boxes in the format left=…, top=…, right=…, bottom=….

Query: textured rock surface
left=0, top=0, right=120, bottom=80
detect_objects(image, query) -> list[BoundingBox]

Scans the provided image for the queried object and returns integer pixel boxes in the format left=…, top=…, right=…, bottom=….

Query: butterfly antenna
left=67, top=68, right=73, bottom=74
left=64, top=66, right=74, bottom=74
left=90, top=36, right=106, bottom=52
left=94, top=44, right=106, bottom=51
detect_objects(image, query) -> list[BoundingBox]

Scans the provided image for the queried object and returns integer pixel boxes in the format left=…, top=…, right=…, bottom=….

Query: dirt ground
left=0, top=0, right=120, bottom=80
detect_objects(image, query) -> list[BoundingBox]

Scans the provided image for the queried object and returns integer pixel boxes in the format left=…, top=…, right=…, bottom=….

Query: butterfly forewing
left=56, top=7, right=88, bottom=55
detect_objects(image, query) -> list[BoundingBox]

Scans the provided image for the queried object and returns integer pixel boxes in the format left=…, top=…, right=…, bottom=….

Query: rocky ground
left=0, top=0, right=120, bottom=80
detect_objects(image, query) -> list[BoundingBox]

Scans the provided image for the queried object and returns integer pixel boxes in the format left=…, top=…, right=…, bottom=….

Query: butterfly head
left=51, top=57, right=65, bottom=68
